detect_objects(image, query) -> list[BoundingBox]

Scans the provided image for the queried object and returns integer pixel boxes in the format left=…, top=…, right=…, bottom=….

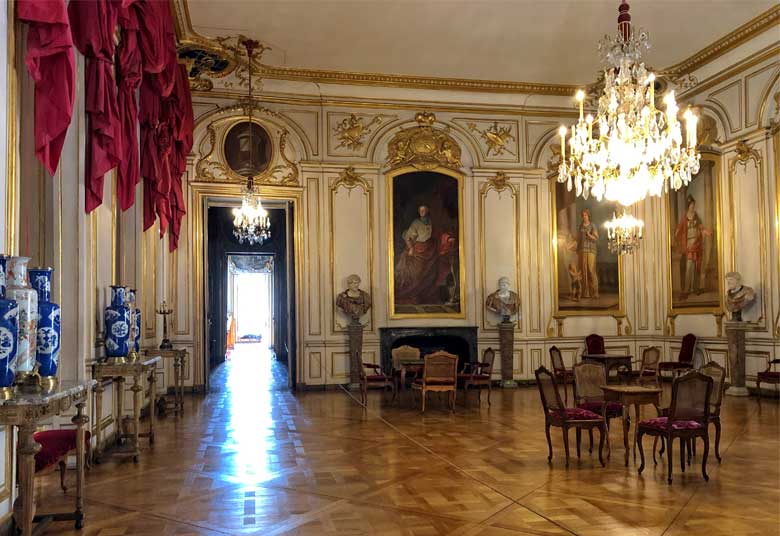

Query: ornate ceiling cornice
left=172, top=0, right=780, bottom=95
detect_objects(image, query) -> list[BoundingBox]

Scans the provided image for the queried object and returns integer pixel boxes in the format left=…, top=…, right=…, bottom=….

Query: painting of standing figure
left=389, top=170, right=464, bottom=318
left=668, top=157, right=722, bottom=312
left=552, top=181, right=622, bottom=315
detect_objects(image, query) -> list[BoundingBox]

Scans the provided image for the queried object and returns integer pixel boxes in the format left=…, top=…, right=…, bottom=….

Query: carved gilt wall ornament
left=734, top=139, right=761, bottom=165
left=178, top=42, right=238, bottom=92
left=333, top=114, right=385, bottom=151
left=467, top=121, right=516, bottom=157
left=386, top=112, right=462, bottom=171
left=483, top=171, right=515, bottom=194
left=331, top=167, right=370, bottom=193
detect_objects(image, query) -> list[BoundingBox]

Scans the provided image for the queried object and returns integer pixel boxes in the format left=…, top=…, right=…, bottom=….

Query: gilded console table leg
left=72, top=402, right=88, bottom=529
left=131, top=374, right=142, bottom=463
left=94, top=380, right=104, bottom=463
left=115, top=376, right=125, bottom=445
left=148, top=368, right=156, bottom=445
left=14, top=424, right=40, bottom=536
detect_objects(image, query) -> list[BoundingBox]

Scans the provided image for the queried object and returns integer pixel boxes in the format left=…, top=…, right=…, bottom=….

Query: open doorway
left=206, top=205, right=294, bottom=391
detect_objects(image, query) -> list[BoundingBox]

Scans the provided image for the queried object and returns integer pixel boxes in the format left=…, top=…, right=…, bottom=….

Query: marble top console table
left=0, top=379, right=95, bottom=536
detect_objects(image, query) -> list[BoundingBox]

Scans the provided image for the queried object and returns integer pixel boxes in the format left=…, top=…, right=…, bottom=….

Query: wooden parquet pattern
left=35, top=346, right=780, bottom=535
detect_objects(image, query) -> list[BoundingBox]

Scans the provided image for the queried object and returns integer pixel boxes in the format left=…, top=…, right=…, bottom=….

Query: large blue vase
left=104, top=285, right=130, bottom=358
left=29, top=268, right=60, bottom=379
left=0, top=256, right=7, bottom=298
left=0, top=298, right=19, bottom=395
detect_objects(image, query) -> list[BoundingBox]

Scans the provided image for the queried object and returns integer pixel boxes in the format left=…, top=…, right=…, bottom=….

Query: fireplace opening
left=379, top=326, right=478, bottom=374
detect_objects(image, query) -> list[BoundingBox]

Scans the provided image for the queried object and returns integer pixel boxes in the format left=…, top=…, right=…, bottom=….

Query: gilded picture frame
left=551, top=180, right=624, bottom=317
left=387, top=165, right=466, bottom=319
left=666, top=153, right=724, bottom=315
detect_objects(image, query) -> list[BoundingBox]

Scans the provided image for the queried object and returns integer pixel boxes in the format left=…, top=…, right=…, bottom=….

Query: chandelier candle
left=557, top=0, right=700, bottom=207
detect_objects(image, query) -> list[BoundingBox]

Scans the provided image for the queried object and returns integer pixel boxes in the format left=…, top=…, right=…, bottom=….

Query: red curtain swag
left=16, top=0, right=76, bottom=177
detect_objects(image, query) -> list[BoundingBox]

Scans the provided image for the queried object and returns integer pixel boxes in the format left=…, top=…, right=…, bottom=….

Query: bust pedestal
left=347, top=321, right=364, bottom=388
left=498, top=321, right=516, bottom=388
left=725, top=321, right=750, bottom=397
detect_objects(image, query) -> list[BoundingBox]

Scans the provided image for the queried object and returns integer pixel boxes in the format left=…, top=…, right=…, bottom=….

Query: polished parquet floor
left=38, top=344, right=780, bottom=535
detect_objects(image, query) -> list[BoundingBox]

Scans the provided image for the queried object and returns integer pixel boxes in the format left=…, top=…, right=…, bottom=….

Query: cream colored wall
left=171, top=27, right=780, bottom=392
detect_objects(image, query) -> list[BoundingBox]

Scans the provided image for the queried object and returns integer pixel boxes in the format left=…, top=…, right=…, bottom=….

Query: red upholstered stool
left=34, top=429, right=91, bottom=493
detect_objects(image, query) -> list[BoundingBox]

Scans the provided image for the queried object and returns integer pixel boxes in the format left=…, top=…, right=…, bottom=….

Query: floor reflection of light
left=225, top=343, right=277, bottom=485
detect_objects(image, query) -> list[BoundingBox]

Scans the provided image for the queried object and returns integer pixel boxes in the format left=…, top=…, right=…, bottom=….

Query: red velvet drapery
left=16, top=0, right=76, bottom=177
left=69, top=0, right=123, bottom=213
left=116, top=0, right=142, bottom=212
left=167, top=64, right=194, bottom=251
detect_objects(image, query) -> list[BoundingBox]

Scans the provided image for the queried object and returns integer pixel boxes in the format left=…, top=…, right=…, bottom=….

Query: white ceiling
left=186, top=0, right=777, bottom=86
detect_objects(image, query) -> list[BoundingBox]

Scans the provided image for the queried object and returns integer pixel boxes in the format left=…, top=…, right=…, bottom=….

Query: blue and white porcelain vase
left=104, top=285, right=130, bottom=359
left=0, top=298, right=19, bottom=397
left=6, top=257, right=37, bottom=373
left=134, top=308, right=141, bottom=353
left=0, top=255, right=7, bottom=298
left=29, top=268, right=60, bottom=384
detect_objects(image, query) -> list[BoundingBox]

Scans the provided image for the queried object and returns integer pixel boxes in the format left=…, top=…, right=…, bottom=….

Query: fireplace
left=379, top=326, right=478, bottom=374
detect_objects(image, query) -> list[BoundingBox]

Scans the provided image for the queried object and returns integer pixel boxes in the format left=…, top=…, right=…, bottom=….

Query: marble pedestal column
left=498, top=321, right=517, bottom=388
left=347, top=321, right=364, bottom=388
left=725, top=321, right=749, bottom=396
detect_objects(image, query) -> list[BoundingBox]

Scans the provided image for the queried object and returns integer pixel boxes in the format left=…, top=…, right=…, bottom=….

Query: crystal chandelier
left=604, top=210, right=644, bottom=255
left=557, top=0, right=700, bottom=207
left=232, top=37, right=271, bottom=245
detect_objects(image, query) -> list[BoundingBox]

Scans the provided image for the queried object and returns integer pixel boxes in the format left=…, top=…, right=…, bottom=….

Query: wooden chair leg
left=714, top=420, right=722, bottom=463
left=637, top=430, right=646, bottom=474
left=680, top=438, right=686, bottom=472
left=421, top=389, right=426, bottom=413
left=58, top=460, right=67, bottom=493
left=545, top=423, right=553, bottom=462
left=562, top=426, right=571, bottom=468
left=597, top=424, right=605, bottom=467
left=487, top=383, right=492, bottom=407
left=588, top=429, right=593, bottom=453
left=701, top=433, right=710, bottom=482
left=652, top=436, right=658, bottom=465
left=667, top=434, right=674, bottom=484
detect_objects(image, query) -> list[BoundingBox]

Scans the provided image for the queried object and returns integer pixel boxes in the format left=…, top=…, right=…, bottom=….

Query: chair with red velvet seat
left=585, top=334, right=605, bottom=355
left=756, top=357, right=780, bottom=402
left=34, top=429, right=91, bottom=493
left=535, top=366, right=606, bottom=468
left=549, top=346, right=574, bottom=404
left=358, top=361, right=394, bottom=405
left=573, top=362, right=622, bottom=455
left=411, top=351, right=458, bottom=412
left=699, top=361, right=726, bottom=463
left=637, top=371, right=713, bottom=484
left=658, top=333, right=697, bottom=377
left=459, top=348, right=495, bottom=407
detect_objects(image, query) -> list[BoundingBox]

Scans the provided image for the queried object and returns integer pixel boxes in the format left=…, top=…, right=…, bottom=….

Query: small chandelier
left=557, top=0, right=700, bottom=207
left=232, top=37, right=271, bottom=245
left=604, top=210, right=644, bottom=255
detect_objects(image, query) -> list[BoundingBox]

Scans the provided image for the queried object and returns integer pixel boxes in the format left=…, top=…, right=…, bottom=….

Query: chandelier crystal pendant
left=232, top=37, right=271, bottom=245
left=604, top=210, right=644, bottom=255
left=557, top=0, right=700, bottom=207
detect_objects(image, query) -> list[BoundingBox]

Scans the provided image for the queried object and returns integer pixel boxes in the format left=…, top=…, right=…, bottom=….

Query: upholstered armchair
left=619, top=346, right=662, bottom=386
left=756, top=357, right=780, bottom=402
left=658, top=333, right=697, bottom=376
left=535, top=366, right=606, bottom=468
left=585, top=334, right=606, bottom=354
left=637, top=371, right=713, bottom=484
left=411, top=351, right=458, bottom=412
left=358, top=362, right=394, bottom=405
left=572, top=362, right=622, bottom=454
left=458, top=347, right=495, bottom=407
left=33, top=429, right=91, bottom=493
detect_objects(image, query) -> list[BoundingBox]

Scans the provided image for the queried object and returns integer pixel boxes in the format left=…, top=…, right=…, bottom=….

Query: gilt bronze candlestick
left=156, top=301, right=174, bottom=350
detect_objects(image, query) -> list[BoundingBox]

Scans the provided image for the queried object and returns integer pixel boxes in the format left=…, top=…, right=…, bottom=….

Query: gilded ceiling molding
left=663, top=5, right=780, bottom=77
left=386, top=112, right=462, bottom=171
left=173, top=1, right=778, bottom=94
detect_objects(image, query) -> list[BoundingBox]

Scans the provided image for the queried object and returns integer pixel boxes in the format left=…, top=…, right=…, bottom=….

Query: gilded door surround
left=191, top=181, right=304, bottom=389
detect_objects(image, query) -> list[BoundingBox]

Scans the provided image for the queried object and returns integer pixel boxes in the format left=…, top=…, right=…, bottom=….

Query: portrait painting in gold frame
left=388, top=167, right=465, bottom=319
left=551, top=180, right=623, bottom=316
left=667, top=154, right=723, bottom=313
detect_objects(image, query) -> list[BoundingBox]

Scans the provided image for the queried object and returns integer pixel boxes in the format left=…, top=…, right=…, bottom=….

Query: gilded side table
left=92, top=357, right=160, bottom=463
left=0, top=380, right=95, bottom=536
left=144, top=348, right=187, bottom=415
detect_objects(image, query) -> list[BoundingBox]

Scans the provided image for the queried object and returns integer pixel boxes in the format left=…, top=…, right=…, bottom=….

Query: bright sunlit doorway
left=227, top=254, right=275, bottom=351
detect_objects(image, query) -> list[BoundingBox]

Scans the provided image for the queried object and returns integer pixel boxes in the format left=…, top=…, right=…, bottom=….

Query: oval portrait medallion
left=224, top=121, right=273, bottom=177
